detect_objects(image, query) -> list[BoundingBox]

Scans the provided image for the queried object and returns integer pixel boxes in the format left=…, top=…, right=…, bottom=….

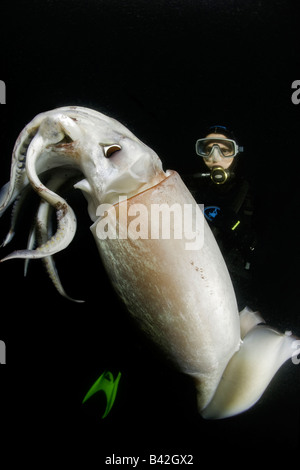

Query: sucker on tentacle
left=0, top=106, right=298, bottom=419
left=0, top=127, right=38, bottom=213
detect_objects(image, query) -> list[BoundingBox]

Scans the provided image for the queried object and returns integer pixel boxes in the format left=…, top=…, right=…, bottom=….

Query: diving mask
left=195, top=137, right=243, bottom=159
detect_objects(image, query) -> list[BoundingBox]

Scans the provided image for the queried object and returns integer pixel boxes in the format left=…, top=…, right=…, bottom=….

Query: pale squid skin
left=0, top=106, right=297, bottom=419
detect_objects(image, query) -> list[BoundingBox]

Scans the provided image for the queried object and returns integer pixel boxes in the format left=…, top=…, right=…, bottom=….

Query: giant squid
left=0, top=106, right=297, bottom=419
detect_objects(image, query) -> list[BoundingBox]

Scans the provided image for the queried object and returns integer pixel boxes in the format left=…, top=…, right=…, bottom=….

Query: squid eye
left=102, top=144, right=122, bottom=158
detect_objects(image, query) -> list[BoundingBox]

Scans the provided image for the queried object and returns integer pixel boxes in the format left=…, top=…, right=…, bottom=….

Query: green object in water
left=82, top=370, right=121, bottom=418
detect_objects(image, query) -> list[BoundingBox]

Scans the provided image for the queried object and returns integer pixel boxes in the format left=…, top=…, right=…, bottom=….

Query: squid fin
left=239, top=306, right=265, bottom=338
left=201, top=325, right=297, bottom=419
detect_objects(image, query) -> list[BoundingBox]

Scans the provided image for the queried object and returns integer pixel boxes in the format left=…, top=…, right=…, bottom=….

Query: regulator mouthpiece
left=210, top=166, right=230, bottom=184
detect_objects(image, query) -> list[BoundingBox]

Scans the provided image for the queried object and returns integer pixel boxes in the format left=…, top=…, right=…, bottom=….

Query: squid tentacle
left=0, top=110, right=83, bottom=217
left=23, top=170, right=84, bottom=302
left=1, top=182, right=35, bottom=247
left=1, top=115, right=85, bottom=261
left=24, top=220, right=36, bottom=276
left=34, top=199, right=84, bottom=303
left=0, top=127, right=38, bottom=215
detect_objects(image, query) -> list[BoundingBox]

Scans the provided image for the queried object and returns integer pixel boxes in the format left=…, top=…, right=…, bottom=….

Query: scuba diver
left=187, top=125, right=257, bottom=309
